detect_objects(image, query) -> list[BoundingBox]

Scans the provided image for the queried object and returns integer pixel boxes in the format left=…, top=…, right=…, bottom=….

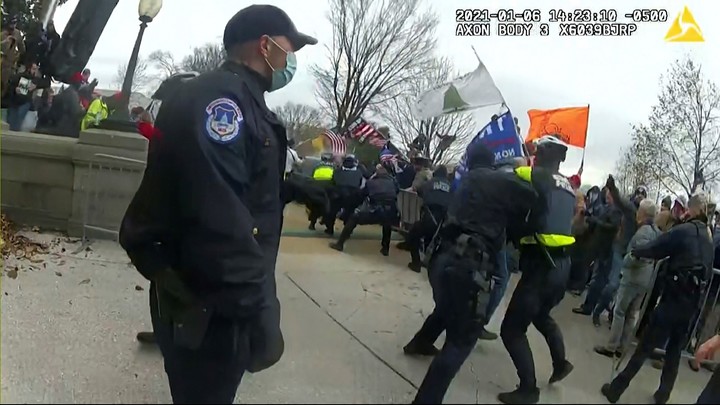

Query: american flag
left=379, top=145, right=397, bottom=163
left=348, top=119, right=386, bottom=147
left=323, top=128, right=346, bottom=156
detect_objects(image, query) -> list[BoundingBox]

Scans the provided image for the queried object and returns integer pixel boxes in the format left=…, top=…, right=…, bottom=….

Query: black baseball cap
left=223, top=5, right=317, bottom=52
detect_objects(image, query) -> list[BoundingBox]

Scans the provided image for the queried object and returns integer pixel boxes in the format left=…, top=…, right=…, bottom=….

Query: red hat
left=569, top=174, right=581, bottom=189
left=70, top=72, right=84, bottom=84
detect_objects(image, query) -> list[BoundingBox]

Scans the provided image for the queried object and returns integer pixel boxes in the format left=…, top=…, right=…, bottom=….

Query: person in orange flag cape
left=526, top=106, right=589, bottom=149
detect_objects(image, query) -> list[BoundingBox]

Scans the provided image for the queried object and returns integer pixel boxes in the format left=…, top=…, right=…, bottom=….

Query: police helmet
left=534, top=135, right=569, bottom=162
left=321, top=152, right=333, bottom=162
left=343, top=154, right=358, bottom=168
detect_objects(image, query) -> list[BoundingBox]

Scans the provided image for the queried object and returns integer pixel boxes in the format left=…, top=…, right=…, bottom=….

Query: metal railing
left=76, top=153, right=145, bottom=250
left=396, top=189, right=422, bottom=234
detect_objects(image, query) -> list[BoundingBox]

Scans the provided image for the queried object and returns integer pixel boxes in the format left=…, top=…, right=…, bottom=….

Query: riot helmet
left=534, top=135, right=569, bottom=166
left=342, top=154, right=358, bottom=168
left=320, top=152, right=333, bottom=163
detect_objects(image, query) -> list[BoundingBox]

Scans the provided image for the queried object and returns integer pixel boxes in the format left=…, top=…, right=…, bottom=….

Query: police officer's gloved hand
left=155, top=267, right=195, bottom=304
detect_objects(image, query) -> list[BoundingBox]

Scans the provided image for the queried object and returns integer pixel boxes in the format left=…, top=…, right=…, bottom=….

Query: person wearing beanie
left=119, top=5, right=316, bottom=404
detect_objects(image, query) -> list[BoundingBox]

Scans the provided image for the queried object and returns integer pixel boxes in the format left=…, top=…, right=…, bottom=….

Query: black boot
left=407, top=262, right=422, bottom=273
left=653, top=389, right=670, bottom=404
left=403, top=340, right=439, bottom=356
left=329, top=242, right=344, bottom=252
left=308, top=222, right=316, bottom=230
left=497, top=387, right=540, bottom=404
left=324, top=228, right=334, bottom=236
left=601, top=383, right=624, bottom=404
left=478, top=327, right=498, bottom=341
left=136, top=331, right=156, bottom=344
left=549, top=360, right=574, bottom=384
left=380, top=247, right=389, bottom=256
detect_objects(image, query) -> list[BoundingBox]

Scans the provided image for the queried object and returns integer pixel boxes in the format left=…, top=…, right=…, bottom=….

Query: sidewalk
left=1, top=228, right=712, bottom=403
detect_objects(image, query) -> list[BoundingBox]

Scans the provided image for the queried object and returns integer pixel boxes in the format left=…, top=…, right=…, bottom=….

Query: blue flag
left=453, top=110, right=523, bottom=190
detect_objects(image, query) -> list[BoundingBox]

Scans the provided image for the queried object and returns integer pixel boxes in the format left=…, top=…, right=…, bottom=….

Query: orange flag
left=526, top=106, right=590, bottom=148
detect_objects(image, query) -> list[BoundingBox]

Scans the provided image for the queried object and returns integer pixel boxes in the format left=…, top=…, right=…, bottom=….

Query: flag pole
left=470, top=46, right=482, bottom=64
left=578, top=104, right=590, bottom=176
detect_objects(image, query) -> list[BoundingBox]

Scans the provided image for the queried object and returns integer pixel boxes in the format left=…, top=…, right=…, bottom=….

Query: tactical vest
left=422, top=178, right=451, bottom=209
left=313, top=165, right=334, bottom=181
left=333, top=168, right=363, bottom=188
left=515, top=166, right=576, bottom=247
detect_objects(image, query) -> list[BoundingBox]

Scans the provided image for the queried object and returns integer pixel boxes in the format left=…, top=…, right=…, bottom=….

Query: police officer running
left=499, top=135, right=576, bottom=404
left=405, top=143, right=537, bottom=404
left=324, top=154, right=365, bottom=236
left=118, top=5, right=316, bottom=403
left=601, top=192, right=715, bottom=405
left=407, top=165, right=451, bottom=273
left=329, top=165, right=399, bottom=256
left=309, top=152, right=335, bottom=231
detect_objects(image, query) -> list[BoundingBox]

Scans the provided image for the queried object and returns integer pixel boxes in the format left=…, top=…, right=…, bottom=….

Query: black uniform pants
left=500, top=247, right=570, bottom=390
left=412, top=250, right=491, bottom=404
left=609, top=300, right=696, bottom=399
left=697, top=366, right=720, bottom=404
left=407, top=207, right=445, bottom=265
left=336, top=205, right=396, bottom=250
left=324, top=189, right=362, bottom=231
left=150, top=283, right=250, bottom=404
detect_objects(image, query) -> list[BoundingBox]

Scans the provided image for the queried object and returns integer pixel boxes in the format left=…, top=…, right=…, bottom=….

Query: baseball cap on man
left=223, top=5, right=318, bottom=52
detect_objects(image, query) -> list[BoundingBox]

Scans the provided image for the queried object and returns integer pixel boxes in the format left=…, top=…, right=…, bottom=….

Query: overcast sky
left=53, top=0, right=719, bottom=186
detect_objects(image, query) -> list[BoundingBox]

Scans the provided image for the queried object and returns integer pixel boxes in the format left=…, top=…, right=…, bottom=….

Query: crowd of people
left=283, top=132, right=720, bottom=404
left=1, top=16, right=156, bottom=140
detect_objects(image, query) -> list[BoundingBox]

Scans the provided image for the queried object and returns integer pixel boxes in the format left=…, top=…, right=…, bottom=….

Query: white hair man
left=594, top=199, right=659, bottom=358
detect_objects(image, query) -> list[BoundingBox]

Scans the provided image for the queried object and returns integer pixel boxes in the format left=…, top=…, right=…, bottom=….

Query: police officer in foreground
left=405, top=144, right=537, bottom=404
left=499, top=135, right=576, bottom=404
left=118, top=5, right=316, bottom=403
left=601, top=191, right=714, bottom=405
left=324, top=154, right=365, bottom=236
left=406, top=165, right=451, bottom=273
left=329, top=165, right=399, bottom=256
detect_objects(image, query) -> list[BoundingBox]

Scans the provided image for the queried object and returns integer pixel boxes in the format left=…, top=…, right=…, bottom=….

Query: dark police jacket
left=445, top=167, right=537, bottom=256
left=333, top=167, right=364, bottom=189
left=418, top=175, right=451, bottom=211
left=119, top=62, right=287, bottom=317
left=365, top=173, right=398, bottom=204
left=633, top=218, right=714, bottom=305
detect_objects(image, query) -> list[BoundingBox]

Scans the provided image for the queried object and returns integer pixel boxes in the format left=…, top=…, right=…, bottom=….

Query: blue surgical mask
left=265, top=38, right=296, bottom=92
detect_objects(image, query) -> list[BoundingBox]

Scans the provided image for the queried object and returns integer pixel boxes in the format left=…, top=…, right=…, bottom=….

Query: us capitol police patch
left=204, top=98, right=243, bottom=143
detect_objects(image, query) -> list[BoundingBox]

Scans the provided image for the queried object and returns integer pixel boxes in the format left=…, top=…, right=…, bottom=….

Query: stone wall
left=1, top=127, right=148, bottom=240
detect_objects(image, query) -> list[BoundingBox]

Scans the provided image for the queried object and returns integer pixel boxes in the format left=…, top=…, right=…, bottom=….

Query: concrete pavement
left=1, top=216, right=713, bottom=403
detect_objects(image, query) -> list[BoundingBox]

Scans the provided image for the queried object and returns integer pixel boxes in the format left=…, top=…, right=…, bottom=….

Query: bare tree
left=376, top=57, right=475, bottom=165
left=614, top=129, right=664, bottom=201
left=644, top=57, right=720, bottom=195
left=311, top=0, right=438, bottom=133
left=148, top=49, right=179, bottom=78
left=272, top=102, right=326, bottom=142
left=113, top=57, right=153, bottom=93
left=148, top=43, right=226, bottom=79
left=180, top=43, right=226, bottom=74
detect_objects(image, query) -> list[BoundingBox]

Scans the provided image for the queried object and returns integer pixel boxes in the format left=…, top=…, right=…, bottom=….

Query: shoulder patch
left=204, top=98, right=243, bottom=144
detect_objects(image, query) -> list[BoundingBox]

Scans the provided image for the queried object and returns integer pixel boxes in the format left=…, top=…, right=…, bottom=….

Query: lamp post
left=102, top=0, right=162, bottom=131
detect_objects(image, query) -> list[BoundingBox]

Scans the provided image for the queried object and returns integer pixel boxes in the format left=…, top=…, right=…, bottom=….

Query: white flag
left=413, top=60, right=504, bottom=120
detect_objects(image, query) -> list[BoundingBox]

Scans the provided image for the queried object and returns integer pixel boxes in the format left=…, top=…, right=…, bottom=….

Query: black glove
left=605, top=175, right=616, bottom=191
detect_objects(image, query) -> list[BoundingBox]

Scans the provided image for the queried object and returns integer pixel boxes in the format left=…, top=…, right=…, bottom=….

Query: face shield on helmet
left=534, top=135, right=569, bottom=163
left=343, top=154, right=358, bottom=168
left=320, top=152, right=333, bottom=162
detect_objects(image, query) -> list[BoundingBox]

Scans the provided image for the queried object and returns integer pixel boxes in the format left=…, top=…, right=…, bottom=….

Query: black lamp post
left=101, top=0, right=162, bottom=131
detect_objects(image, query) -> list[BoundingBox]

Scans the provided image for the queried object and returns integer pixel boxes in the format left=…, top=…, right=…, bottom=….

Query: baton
left=533, top=233, right=557, bottom=269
